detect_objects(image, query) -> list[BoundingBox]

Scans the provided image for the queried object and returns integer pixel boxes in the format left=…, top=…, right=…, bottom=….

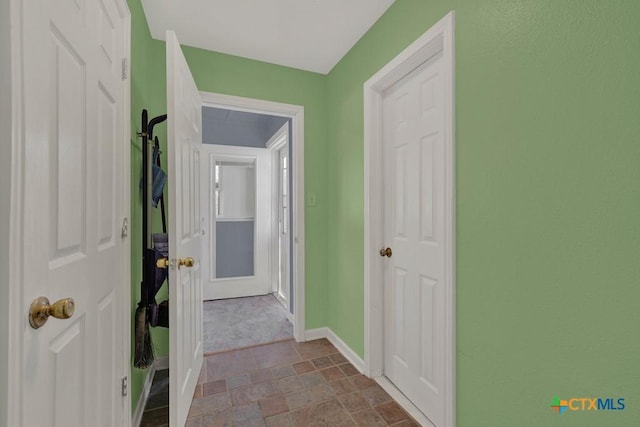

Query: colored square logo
left=551, top=397, right=569, bottom=414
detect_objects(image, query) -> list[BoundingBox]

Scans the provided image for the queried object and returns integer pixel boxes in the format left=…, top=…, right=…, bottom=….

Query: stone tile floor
left=141, top=338, right=420, bottom=426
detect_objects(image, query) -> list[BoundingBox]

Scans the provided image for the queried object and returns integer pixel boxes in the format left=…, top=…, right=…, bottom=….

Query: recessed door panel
left=419, top=275, right=436, bottom=385
left=182, top=143, right=191, bottom=240
left=50, top=319, right=85, bottom=427
left=97, top=293, right=116, bottom=426
left=193, top=148, right=201, bottom=236
left=394, top=145, right=407, bottom=238
left=97, top=84, right=116, bottom=250
left=419, top=134, right=436, bottom=243
left=393, top=268, right=407, bottom=366
left=50, top=29, right=87, bottom=261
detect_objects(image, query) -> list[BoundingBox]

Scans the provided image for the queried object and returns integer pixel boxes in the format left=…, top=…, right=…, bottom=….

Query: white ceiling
left=140, top=0, right=395, bottom=74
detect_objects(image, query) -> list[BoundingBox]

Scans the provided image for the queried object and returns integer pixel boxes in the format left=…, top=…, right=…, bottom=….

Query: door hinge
left=122, top=57, right=129, bottom=80
left=121, top=376, right=128, bottom=397
left=121, top=217, right=129, bottom=239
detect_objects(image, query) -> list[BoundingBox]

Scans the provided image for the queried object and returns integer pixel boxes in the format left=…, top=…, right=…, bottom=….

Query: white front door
left=382, top=52, right=449, bottom=425
left=201, top=145, right=272, bottom=300
left=18, top=0, right=129, bottom=425
left=276, top=145, right=291, bottom=308
left=166, top=31, right=203, bottom=426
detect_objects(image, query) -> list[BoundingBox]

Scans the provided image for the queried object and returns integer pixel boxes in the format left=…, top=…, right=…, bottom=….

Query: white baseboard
left=375, top=376, right=434, bottom=427
left=131, top=356, right=169, bottom=427
left=304, top=327, right=328, bottom=341
left=304, top=327, right=365, bottom=374
left=325, top=329, right=365, bottom=374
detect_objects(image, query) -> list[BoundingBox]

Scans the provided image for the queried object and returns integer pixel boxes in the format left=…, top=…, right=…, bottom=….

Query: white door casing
left=199, top=92, right=305, bottom=342
left=200, top=145, right=272, bottom=300
left=9, top=0, right=131, bottom=426
left=364, top=11, right=455, bottom=427
left=166, top=30, right=204, bottom=427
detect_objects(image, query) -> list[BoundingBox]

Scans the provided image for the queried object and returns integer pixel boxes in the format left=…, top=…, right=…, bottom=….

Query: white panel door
left=383, top=52, right=447, bottom=425
left=19, top=0, right=128, bottom=425
left=166, top=30, right=204, bottom=427
left=200, top=145, right=272, bottom=300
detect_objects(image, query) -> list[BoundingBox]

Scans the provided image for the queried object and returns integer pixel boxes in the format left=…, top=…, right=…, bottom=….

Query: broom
left=134, top=109, right=155, bottom=368
left=133, top=253, right=155, bottom=367
left=133, top=301, right=153, bottom=368
left=133, top=260, right=155, bottom=367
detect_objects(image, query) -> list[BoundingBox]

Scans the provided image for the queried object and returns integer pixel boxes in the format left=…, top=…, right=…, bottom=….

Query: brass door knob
left=29, top=297, right=75, bottom=329
left=156, top=258, right=194, bottom=269
left=178, top=257, right=194, bottom=269
left=379, top=247, right=392, bottom=258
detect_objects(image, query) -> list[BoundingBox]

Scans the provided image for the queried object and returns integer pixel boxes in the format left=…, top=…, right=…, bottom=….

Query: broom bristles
left=133, top=305, right=155, bottom=369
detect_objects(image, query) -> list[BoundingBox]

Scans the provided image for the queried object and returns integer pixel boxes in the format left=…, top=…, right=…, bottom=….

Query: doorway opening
left=199, top=92, right=306, bottom=347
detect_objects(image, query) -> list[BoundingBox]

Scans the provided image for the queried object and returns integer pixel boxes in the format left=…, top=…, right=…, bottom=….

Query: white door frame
left=363, top=11, right=455, bottom=427
left=199, top=91, right=305, bottom=343
left=4, top=0, right=132, bottom=425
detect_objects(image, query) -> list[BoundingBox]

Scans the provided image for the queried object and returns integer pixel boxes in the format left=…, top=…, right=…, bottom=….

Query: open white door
left=13, top=0, right=131, bottom=426
left=166, top=30, right=204, bottom=426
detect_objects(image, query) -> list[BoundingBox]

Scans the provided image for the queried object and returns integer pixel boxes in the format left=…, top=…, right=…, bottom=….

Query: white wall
left=0, top=0, right=13, bottom=423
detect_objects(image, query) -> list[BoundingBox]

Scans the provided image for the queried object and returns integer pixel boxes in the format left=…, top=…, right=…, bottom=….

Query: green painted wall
left=327, top=0, right=640, bottom=425
left=127, top=0, right=329, bottom=411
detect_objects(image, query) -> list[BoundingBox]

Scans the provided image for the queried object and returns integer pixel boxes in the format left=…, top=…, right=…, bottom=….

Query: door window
left=215, top=160, right=256, bottom=278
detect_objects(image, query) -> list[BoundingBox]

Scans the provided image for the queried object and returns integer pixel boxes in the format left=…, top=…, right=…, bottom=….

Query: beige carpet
left=203, top=294, right=293, bottom=354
